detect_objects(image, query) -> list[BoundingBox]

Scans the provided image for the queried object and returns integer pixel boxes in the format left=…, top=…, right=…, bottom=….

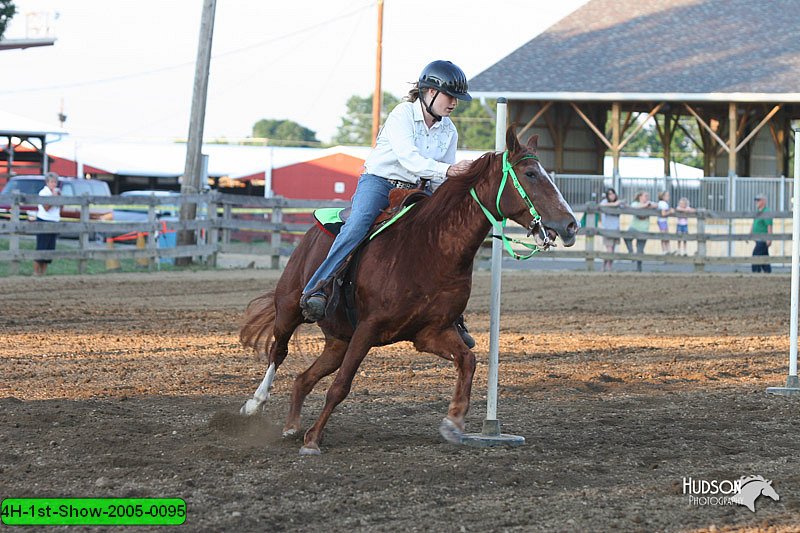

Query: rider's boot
left=300, top=292, right=327, bottom=322
left=455, top=315, right=475, bottom=349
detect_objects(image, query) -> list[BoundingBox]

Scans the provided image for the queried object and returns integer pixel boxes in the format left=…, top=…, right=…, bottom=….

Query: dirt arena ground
left=1, top=268, right=798, bottom=532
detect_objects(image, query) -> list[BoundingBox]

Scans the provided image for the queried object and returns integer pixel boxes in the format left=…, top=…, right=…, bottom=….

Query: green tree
left=620, top=116, right=702, bottom=169
left=251, top=119, right=318, bottom=146
left=450, top=98, right=496, bottom=150
left=333, top=92, right=401, bottom=145
left=0, top=0, right=16, bottom=39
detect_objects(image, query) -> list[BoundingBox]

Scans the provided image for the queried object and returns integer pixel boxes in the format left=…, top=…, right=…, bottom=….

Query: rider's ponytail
left=405, top=82, right=420, bottom=102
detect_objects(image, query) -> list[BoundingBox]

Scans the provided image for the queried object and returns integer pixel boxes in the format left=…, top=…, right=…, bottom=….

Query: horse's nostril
left=567, top=221, right=579, bottom=235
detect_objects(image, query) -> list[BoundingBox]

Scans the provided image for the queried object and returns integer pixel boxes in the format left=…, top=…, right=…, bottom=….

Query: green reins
left=469, top=150, right=551, bottom=260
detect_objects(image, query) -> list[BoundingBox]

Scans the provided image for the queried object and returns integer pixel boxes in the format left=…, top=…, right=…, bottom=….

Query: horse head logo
left=731, top=475, right=780, bottom=512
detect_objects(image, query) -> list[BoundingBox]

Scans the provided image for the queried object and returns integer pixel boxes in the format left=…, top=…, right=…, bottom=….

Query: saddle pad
left=313, top=204, right=417, bottom=239
left=313, top=207, right=346, bottom=236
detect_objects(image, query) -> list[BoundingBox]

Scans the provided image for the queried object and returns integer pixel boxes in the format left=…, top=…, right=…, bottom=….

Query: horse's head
left=489, top=127, right=578, bottom=248
left=759, top=480, right=780, bottom=501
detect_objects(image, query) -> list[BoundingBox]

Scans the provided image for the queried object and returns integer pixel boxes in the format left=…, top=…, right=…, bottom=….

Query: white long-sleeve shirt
left=37, top=186, right=61, bottom=222
left=364, top=100, right=458, bottom=189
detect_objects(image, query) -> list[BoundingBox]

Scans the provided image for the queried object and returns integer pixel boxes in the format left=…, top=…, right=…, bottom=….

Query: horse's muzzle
left=544, top=219, right=579, bottom=247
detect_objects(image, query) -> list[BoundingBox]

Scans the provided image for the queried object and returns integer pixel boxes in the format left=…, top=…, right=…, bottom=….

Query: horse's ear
left=505, top=126, right=521, bottom=153
left=526, top=134, right=540, bottom=152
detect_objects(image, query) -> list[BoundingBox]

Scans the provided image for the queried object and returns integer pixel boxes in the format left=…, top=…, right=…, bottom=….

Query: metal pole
left=485, top=98, right=507, bottom=425
left=792, top=148, right=799, bottom=379
left=767, top=128, right=800, bottom=395
left=462, top=97, right=525, bottom=447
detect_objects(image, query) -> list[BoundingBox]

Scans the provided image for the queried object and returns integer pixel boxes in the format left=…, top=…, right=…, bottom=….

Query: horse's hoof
left=439, top=417, right=463, bottom=445
left=239, top=398, right=262, bottom=416
left=282, top=428, right=298, bottom=438
left=299, top=444, right=321, bottom=455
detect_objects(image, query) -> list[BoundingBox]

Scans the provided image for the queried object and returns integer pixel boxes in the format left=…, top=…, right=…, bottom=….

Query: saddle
left=313, top=188, right=430, bottom=237
left=312, top=187, right=431, bottom=328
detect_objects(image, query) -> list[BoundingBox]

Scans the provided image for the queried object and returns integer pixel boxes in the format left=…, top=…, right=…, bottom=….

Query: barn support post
left=767, top=128, right=800, bottom=396
left=462, top=98, right=525, bottom=448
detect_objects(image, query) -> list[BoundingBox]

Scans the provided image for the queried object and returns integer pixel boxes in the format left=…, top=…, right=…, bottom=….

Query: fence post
left=9, top=196, right=20, bottom=275
left=222, top=203, right=232, bottom=246
left=78, top=200, right=89, bottom=275
left=207, top=197, right=219, bottom=267
left=270, top=203, right=283, bottom=270
left=144, top=204, right=157, bottom=270
left=695, top=213, right=706, bottom=272
left=584, top=203, right=596, bottom=272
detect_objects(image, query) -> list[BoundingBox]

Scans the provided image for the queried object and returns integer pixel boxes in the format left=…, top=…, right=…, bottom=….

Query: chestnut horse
left=239, top=127, right=579, bottom=454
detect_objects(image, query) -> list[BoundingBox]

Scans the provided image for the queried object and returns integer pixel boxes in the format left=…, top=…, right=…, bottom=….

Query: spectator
left=34, top=172, right=61, bottom=276
left=752, top=193, right=773, bottom=273
left=656, top=190, right=674, bottom=254
left=600, top=188, right=623, bottom=272
left=675, top=197, right=696, bottom=256
left=625, top=190, right=656, bottom=272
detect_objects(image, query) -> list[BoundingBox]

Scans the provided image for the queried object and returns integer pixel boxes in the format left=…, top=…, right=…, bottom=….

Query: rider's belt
left=386, top=179, right=417, bottom=190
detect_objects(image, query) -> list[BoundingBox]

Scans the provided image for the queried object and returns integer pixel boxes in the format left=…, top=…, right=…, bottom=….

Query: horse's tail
left=240, top=289, right=277, bottom=358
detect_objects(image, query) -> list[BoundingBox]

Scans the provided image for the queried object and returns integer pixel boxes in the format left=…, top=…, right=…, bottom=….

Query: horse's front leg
left=414, top=327, right=476, bottom=445
left=300, top=328, right=375, bottom=455
left=283, top=335, right=349, bottom=437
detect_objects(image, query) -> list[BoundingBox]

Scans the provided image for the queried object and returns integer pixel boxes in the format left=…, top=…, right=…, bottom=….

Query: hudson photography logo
left=682, top=475, right=780, bottom=512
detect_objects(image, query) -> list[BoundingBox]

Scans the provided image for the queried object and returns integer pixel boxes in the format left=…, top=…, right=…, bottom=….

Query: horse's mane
left=739, top=475, right=769, bottom=485
left=410, top=151, right=498, bottom=229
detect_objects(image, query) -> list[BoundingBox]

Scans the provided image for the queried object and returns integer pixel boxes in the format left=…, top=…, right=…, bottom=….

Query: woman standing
left=625, top=190, right=655, bottom=272
left=34, top=172, right=61, bottom=276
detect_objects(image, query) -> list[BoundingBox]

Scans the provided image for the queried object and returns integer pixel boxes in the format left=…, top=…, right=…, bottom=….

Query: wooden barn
left=469, top=0, right=800, bottom=179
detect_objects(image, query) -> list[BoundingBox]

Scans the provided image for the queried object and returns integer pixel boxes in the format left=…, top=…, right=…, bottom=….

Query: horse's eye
left=525, top=171, right=536, bottom=179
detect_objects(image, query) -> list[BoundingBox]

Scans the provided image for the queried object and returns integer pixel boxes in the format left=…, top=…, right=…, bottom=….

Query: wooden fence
left=0, top=192, right=792, bottom=275
left=545, top=203, right=790, bottom=272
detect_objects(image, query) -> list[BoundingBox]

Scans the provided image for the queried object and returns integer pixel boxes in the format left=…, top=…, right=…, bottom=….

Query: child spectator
left=675, top=197, right=696, bottom=256
left=600, top=188, right=623, bottom=272
left=656, top=190, right=674, bottom=254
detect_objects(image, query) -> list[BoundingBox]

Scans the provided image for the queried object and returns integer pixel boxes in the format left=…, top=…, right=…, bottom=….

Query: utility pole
left=177, top=0, right=216, bottom=265
left=370, top=0, right=384, bottom=146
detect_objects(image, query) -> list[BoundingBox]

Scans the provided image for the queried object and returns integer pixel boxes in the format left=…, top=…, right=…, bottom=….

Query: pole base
left=461, top=433, right=525, bottom=448
left=461, top=419, right=525, bottom=448
left=766, top=375, right=800, bottom=396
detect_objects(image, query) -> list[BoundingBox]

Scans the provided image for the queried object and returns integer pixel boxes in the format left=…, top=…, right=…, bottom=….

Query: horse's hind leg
left=414, top=327, right=476, bottom=445
left=282, top=335, right=348, bottom=437
left=240, top=303, right=304, bottom=416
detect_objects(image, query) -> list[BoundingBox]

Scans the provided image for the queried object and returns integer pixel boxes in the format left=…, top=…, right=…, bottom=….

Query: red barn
left=272, top=152, right=365, bottom=201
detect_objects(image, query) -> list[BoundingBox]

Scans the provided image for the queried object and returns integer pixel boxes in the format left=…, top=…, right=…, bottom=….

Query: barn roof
left=469, top=0, right=800, bottom=102
left=0, top=109, right=64, bottom=137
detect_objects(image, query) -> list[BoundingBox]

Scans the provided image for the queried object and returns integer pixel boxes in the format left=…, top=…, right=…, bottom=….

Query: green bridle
left=469, top=150, right=553, bottom=260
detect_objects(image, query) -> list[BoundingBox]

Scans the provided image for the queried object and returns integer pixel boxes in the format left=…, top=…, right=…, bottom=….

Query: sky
left=0, top=0, right=589, bottom=145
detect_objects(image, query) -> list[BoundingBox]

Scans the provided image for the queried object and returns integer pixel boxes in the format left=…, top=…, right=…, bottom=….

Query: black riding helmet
left=418, top=60, right=472, bottom=102
left=418, top=60, right=471, bottom=123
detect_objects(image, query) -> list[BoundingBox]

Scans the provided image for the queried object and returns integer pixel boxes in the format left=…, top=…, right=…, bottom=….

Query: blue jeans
left=303, top=173, right=394, bottom=295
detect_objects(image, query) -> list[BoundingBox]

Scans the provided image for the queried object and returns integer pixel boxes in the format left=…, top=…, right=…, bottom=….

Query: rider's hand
left=446, top=160, right=473, bottom=178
